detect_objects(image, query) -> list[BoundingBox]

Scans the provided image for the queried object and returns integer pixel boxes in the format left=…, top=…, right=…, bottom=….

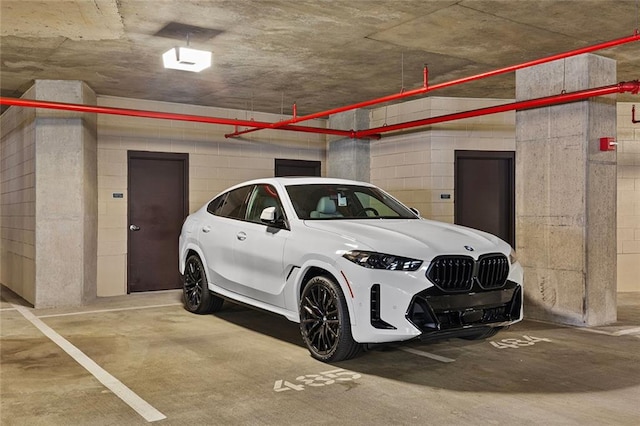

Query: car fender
left=179, top=242, right=208, bottom=276
left=292, top=257, right=358, bottom=326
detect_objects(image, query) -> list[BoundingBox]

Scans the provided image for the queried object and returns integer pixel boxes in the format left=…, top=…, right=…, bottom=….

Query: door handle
left=202, top=226, right=211, bottom=233
left=129, top=224, right=140, bottom=231
left=236, top=232, right=247, bottom=241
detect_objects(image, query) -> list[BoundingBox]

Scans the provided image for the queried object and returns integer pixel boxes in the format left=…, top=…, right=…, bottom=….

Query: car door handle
left=129, top=224, right=140, bottom=231
left=236, top=232, right=247, bottom=241
left=202, top=226, right=211, bottom=233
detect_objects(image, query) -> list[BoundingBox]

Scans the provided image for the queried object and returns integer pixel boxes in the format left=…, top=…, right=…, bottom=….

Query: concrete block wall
left=369, top=96, right=515, bottom=222
left=96, top=96, right=326, bottom=296
left=1, top=80, right=98, bottom=308
left=34, top=80, right=98, bottom=308
left=3, top=88, right=637, bottom=303
left=327, top=109, right=370, bottom=181
left=0, top=86, right=36, bottom=303
left=515, top=54, right=617, bottom=326
left=617, top=102, right=640, bottom=292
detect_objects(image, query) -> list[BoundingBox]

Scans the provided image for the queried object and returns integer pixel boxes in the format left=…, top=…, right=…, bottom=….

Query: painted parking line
left=400, top=347, right=455, bottom=363
left=614, top=327, right=640, bottom=336
left=578, top=326, right=640, bottom=337
left=12, top=304, right=166, bottom=423
left=37, top=303, right=182, bottom=318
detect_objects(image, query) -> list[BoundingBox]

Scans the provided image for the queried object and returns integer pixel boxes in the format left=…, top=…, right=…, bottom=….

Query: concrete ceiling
left=1, top=0, right=639, bottom=116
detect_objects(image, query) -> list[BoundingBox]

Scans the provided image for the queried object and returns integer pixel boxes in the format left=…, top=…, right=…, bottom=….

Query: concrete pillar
left=515, top=54, right=617, bottom=326
left=327, top=109, right=370, bottom=181
left=34, top=80, right=98, bottom=307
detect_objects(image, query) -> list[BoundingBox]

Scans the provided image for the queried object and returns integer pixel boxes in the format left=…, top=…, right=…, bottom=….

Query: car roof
left=206, top=177, right=378, bottom=203
left=233, top=177, right=376, bottom=188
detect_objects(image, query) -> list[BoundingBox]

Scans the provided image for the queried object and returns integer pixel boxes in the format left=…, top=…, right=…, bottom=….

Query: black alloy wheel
left=299, top=275, right=361, bottom=362
left=183, top=254, right=223, bottom=314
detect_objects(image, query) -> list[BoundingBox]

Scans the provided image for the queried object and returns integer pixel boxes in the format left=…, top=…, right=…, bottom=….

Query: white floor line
left=400, top=347, right=455, bottom=363
left=0, top=307, right=18, bottom=311
left=37, top=303, right=182, bottom=319
left=578, top=326, right=640, bottom=337
left=12, top=304, right=166, bottom=423
left=578, top=328, right=615, bottom=336
left=613, top=327, right=640, bottom=336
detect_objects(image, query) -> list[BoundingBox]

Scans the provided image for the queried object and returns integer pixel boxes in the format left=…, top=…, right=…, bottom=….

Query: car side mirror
left=261, top=206, right=287, bottom=228
left=260, top=206, right=277, bottom=223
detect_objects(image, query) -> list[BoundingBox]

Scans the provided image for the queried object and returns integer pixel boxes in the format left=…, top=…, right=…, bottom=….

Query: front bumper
left=406, top=280, right=522, bottom=337
left=341, top=257, right=523, bottom=344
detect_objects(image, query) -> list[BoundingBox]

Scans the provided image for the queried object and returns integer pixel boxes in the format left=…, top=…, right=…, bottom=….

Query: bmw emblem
left=464, top=245, right=474, bottom=252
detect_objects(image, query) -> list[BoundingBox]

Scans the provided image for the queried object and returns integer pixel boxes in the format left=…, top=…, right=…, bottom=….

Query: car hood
left=303, top=219, right=510, bottom=260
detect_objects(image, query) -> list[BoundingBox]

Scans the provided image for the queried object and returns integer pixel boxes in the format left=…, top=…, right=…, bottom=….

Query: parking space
left=2, top=287, right=639, bottom=425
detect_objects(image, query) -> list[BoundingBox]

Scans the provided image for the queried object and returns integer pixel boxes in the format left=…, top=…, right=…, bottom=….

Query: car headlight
left=509, top=249, right=518, bottom=264
left=343, top=250, right=423, bottom=271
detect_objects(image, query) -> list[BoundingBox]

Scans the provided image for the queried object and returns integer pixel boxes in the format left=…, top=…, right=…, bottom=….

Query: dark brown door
left=128, top=151, right=188, bottom=292
left=455, top=151, right=515, bottom=247
left=275, top=158, right=321, bottom=177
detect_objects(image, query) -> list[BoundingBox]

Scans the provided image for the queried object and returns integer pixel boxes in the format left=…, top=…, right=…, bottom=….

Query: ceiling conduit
left=0, top=97, right=364, bottom=139
left=0, top=32, right=638, bottom=140
left=2, top=80, right=637, bottom=141
left=356, top=81, right=640, bottom=139
left=224, top=31, right=640, bottom=139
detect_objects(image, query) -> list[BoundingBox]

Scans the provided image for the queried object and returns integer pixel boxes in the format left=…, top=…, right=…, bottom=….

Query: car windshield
left=285, top=184, right=418, bottom=220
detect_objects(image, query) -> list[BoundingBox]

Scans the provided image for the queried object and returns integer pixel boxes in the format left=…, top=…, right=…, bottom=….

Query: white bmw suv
left=179, top=177, right=523, bottom=362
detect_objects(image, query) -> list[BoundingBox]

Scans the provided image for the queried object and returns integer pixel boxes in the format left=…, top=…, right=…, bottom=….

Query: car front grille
left=477, top=254, right=510, bottom=289
left=426, top=253, right=509, bottom=292
left=425, top=256, right=475, bottom=292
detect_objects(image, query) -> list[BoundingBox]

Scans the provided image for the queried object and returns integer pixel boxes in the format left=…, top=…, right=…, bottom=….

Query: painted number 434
left=274, top=369, right=361, bottom=392
left=490, top=335, right=552, bottom=349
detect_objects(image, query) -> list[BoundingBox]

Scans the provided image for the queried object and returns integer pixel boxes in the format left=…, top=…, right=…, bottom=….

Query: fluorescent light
left=162, top=47, right=212, bottom=72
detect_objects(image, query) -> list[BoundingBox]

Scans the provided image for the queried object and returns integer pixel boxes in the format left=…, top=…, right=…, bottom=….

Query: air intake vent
left=370, top=284, right=396, bottom=329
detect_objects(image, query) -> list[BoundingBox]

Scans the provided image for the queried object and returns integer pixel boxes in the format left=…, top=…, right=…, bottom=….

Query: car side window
left=208, top=185, right=253, bottom=219
left=245, top=184, right=286, bottom=226
left=206, top=195, right=225, bottom=215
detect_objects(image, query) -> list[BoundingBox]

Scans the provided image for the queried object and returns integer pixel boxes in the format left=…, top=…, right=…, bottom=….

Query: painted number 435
left=274, top=369, right=361, bottom=392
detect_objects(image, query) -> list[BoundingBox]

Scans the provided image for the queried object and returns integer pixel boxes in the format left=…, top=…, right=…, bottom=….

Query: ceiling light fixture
left=162, top=34, right=212, bottom=72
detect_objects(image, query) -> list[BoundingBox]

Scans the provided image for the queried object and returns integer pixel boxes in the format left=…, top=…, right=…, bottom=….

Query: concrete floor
left=2, top=286, right=639, bottom=425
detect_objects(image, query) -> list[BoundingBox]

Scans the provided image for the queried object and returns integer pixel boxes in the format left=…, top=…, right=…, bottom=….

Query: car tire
left=183, top=254, right=224, bottom=314
left=299, top=275, right=362, bottom=362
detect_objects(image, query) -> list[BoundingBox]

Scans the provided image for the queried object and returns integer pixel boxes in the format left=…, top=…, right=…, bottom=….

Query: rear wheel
left=183, top=254, right=224, bottom=314
left=299, top=275, right=361, bottom=362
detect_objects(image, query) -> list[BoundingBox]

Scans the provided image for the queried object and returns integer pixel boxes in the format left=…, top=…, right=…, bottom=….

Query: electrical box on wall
left=599, top=137, right=617, bottom=151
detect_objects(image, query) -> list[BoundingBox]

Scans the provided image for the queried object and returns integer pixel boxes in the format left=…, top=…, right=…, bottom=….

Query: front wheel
left=183, top=254, right=224, bottom=314
left=299, top=275, right=361, bottom=362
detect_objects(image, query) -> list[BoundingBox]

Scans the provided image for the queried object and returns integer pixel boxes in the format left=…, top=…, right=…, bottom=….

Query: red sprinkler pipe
left=225, top=31, right=640, bottom=138
left=225, top=65, right=430, bottom=138
left=355, top=81, right=640, bottom=139
left=0, top=97, right=373, bottom=139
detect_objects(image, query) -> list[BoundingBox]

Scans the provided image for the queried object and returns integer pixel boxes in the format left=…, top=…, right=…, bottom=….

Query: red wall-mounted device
left=600, top=137, right=617, bottom=151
